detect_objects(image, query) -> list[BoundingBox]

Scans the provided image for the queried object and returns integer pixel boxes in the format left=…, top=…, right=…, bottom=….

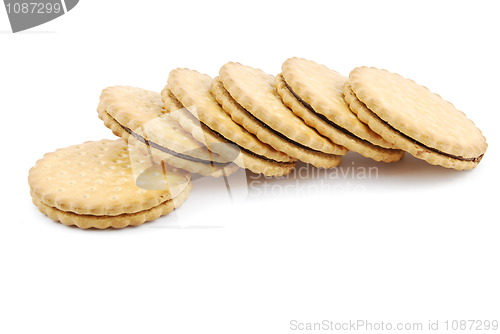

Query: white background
left=1, top=1, right=499, bottom=333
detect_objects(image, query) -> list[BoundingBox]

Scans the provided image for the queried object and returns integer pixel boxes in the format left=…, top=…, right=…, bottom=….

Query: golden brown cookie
left=348, top=66, right=487, bottom=169
left=28, top=139, right=192, bottom=229
left=98, top=86, right=235, bottom=176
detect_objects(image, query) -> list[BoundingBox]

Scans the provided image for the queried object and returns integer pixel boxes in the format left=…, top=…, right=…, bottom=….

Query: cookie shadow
left=243, top=151, right=467, bottom=195
left=344, top=151, right=466, bottom=185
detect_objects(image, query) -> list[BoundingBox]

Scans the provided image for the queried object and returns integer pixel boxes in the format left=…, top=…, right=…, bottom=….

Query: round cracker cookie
left=29, top=139, right=192, bottom=229
left=349, top=66, right=487, bottom=168
left=98, top=86, right=233, bottom=176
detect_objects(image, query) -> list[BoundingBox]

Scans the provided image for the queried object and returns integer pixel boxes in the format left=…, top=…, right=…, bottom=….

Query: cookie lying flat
left=218, top=62, right=345, bottom=169
left=28, top=139, right=191, bottom=229
left=279, top=58, right=404, bottom=163
left=164, top=68, right=296, bottom=177
left=98, top=86, right=235, bottom=177
left=348, top=67, right=487, bottom=170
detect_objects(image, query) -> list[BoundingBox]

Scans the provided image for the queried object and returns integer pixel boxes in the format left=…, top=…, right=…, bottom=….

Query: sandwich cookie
left=28, top=139, right=191, bottom=229
left=217, top=62, right=346, bottom=168
left=164, top=68, right=296, bottom=177
left=348, top=67, right=487, bottom=170
left=98, top=86, right=236, bottom=177
left=279, top=58, right=404, bottom=163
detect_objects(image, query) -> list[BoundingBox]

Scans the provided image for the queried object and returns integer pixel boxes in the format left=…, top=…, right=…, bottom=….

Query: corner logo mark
left=3, top=0, right=79, bottom=33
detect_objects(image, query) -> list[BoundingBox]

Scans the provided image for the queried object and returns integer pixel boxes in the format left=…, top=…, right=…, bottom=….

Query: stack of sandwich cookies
left=217, top=62, right=346, bottom=168
left=28, top=58, right=488, bottom=230
left=163, top=89, right=295, bottom=177
left=279, top=58, right=404, bottom=163
left=164, top=68, right=296, bottom=177
left=98, top=86, right=235, bottom=177
left=28, top=140, right=191, bottom=229
left=347, top=67, right=487, bottom=170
